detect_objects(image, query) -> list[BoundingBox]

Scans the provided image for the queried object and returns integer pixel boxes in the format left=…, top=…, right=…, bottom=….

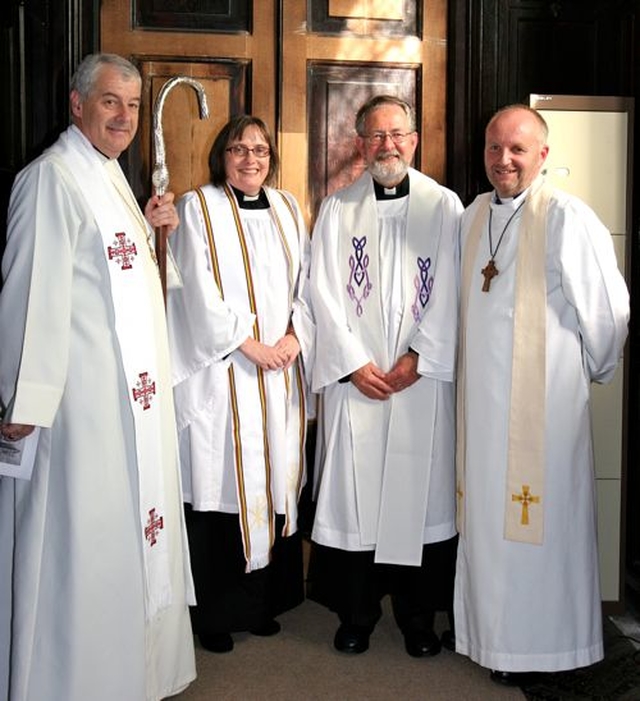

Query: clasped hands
left=240, top=333, right=301, bottom=371
left=351, top=352, right=419, bottom=400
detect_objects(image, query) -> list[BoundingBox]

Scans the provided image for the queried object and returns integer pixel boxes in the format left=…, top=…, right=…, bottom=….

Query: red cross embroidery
left=108, top=232, right=137, bottom=270
left=145, top=508, right=164, bottom=546
left=132, top=371, right=156, bottom=410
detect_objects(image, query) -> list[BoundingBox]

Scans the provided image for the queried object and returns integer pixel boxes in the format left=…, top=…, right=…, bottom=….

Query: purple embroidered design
left=411, top=256, right=433, bottom=322
left=347, top=236, right=372, bottom=316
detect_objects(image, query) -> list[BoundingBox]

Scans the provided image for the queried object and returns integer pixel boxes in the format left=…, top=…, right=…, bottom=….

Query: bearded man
left=308, top=94, right=462, bottom=657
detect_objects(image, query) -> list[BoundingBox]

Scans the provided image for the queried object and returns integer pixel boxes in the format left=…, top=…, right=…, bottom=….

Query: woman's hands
left=239, top=332, right=300, bottom=371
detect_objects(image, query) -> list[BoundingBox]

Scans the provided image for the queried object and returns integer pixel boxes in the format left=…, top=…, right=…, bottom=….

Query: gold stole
left=458, top=178, right=551, bottom=544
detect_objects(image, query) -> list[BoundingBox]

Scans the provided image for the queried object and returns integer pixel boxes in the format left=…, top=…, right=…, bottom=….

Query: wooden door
left=100, top=1, right=448, bottom=221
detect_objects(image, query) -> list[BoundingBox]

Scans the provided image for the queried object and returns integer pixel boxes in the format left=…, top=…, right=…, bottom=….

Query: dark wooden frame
left=135, top=0, right=251, bottom=33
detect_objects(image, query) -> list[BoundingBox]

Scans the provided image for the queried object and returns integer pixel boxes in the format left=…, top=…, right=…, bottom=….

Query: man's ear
left=540, top=144, right=550, bottom=164
left=70, top=90, right=82, bottom=118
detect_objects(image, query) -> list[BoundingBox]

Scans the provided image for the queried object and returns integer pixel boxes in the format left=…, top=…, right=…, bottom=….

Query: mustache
left=375, top=149, right=400, bottom=161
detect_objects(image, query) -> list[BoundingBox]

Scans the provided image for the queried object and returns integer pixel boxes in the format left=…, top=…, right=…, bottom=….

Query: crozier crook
left=151, top=76, right=209, bottom=301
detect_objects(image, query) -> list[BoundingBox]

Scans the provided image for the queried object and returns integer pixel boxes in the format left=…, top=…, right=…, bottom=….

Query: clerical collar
left=494, top=191, right=525, bottom=205
left=94, top=148, right=109, bottom=161
left=230, top=184, right=270, bottom=209
left=373, top=175, right=410, bottom=200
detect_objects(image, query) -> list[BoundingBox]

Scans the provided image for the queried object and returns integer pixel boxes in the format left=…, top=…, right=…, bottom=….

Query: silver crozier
left=151, top=76, right=209, bottom=302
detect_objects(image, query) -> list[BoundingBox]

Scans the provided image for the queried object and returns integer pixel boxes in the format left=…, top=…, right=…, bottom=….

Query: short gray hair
left=70, top=53, right=141, bottom=100
left=355, top=94, right=416, bottom=136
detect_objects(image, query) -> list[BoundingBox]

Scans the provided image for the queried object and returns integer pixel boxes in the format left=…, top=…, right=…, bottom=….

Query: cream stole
left=195, top=183, right=306, bottom=572
left=339, top=170, right=443, bottom=565
left=56, top=126, right=172, bottom=617
left=458, top=177, right=551, bottom=544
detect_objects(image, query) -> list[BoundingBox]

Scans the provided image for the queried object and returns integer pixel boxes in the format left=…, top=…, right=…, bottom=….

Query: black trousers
left=307, top=536, right=457, bottom=633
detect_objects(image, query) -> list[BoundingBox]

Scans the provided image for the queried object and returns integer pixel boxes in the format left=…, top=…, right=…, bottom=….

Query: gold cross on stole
left=511, top=484, right=540, bottom=525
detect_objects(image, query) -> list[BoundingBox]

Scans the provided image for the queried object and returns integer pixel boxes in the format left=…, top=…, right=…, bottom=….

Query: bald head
left=484, top=106, right=549, bottom=199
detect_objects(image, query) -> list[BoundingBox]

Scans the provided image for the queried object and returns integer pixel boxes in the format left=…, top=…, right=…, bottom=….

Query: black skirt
left=185, top=506, right=305, bottom=635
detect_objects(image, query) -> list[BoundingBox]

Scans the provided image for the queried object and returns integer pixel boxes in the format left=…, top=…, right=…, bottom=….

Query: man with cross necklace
left=427, top=104, right=629, bottom=685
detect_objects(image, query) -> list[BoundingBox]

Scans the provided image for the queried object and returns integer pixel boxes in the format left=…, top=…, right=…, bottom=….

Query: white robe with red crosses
left=0, top=126, right=195, bottom=701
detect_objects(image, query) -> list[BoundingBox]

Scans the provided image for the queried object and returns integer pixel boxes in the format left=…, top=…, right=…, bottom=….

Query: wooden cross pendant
left=481, top=258, right=499, bottom=292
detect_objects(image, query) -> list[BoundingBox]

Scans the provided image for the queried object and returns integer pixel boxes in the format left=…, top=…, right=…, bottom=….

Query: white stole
left=195, top=183, right=305, bottom=571
left=339, top=170, right=442, bottom=565
left=458, top=177, right=551, bottom=544
left=57, top=127, right=172, bottom=617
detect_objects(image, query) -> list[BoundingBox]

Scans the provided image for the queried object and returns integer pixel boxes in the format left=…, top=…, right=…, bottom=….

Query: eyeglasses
left=226, top=144, right=271, bottom=158
left=363, top=131, right=414, bottom=145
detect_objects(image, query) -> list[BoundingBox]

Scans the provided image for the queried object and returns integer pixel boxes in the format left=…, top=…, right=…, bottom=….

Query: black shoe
left=333, top=624, right=370, bottom=654
left=199, top=632, right=234, bottom=653
left=403, top=629, right=442, bottom=658
left=249, top=619, right=281, bottom=637
left=489, top=670, right=532, bottom=686
left=440, top=629, right=455, bottom=651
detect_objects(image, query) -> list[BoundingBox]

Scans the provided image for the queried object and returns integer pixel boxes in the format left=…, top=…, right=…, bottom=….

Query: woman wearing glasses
left=166, top=115, right=314, bottom=653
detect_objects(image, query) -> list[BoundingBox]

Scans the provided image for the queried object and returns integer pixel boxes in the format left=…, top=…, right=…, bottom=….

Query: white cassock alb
left=453, top=179, right=629, bottom=672
left=168, top=183, right=314, bottom=572
left=0, top=126, right=196, bottom=701
left=310, top=168, right=462, bottom=566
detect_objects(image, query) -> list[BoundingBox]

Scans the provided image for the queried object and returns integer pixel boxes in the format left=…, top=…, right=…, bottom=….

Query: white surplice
left=454, top=183, right=629, bottom=672
left=310, top=169, right=462, bottom=566
left=0, top=126, right=195, bottom=701
left=167, top=184, right=314, bottom=572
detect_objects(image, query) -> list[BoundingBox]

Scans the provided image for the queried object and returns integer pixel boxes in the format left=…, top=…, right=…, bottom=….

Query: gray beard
left=369, top=156, right=409, bottom=187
